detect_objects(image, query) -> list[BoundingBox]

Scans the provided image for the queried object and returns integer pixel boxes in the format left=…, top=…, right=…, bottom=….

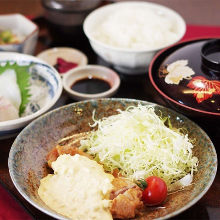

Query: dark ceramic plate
left=149, top=38, right=220, bottom=121
left=8, top=98, right=217, bottom=219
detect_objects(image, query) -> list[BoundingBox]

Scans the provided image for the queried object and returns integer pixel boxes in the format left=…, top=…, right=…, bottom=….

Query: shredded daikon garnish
left=80, top=105, right=198, bottom=187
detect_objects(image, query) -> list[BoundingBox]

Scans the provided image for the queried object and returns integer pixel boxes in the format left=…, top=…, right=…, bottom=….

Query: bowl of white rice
left=83, top=1, right=186, bottom=74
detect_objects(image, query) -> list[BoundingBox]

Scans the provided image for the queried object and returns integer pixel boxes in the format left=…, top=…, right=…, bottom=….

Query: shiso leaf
left=0, top=61, right=31, bottom=116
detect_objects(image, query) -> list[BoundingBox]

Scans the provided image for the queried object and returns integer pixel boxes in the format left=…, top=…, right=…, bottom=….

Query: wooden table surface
left=0, top=0, right=220, bottom=219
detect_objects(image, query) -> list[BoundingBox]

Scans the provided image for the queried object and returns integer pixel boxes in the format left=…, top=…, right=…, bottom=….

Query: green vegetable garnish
left=135, top=179, right=148, bottom=190
left=0, top=62, right=31, bottom=115
left=0, top=30, right=13, bottom=43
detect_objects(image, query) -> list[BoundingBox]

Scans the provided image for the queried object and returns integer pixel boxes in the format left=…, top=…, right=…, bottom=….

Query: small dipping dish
left=36, top=47, right=88, bottom=75
left=62, top=65, right=120, bottom=100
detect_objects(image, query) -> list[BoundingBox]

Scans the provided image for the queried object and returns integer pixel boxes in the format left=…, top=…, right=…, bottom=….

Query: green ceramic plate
left=8, top=98, right=217, bottom=219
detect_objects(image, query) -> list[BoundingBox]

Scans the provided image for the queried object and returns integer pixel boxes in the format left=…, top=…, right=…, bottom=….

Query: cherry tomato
left=141, top=176, right=167, bottom=206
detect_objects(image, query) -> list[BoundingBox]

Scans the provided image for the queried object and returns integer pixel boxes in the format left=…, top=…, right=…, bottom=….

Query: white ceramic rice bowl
left=83, top=1, right=186, bottom=74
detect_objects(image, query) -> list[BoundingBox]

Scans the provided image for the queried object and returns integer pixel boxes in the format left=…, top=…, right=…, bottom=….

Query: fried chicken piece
left=47, top=145, right=91, bottom=168
left=46, top=132, right=91, bottom=168
left=110, top=178, right=136, bottom=199
left=46, top=147, right=59, bottom=168
left=110, top=178, right=143, bottom=219
left=46, top=132, right=144, bottom=219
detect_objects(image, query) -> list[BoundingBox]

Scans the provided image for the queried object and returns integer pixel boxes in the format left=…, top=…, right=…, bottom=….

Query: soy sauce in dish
left=71, top=77, right=111, bottom=94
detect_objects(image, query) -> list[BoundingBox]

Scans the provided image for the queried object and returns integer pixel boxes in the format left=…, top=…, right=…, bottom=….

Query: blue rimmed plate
left=0, top=52, right=63, bottom=139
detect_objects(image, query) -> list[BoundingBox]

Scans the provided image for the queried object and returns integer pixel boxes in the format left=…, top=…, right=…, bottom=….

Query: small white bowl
left=0, top=52, right=62, bottom=139
left=36, top=47, right=88, bottom=73
left=63, top=65, right=120, bottom=101
left=0, top=14, right=38, bottom=55
left=83, top=1, right=186, bottom=74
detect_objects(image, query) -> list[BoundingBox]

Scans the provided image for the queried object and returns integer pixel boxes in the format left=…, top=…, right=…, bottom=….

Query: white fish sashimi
left=0, top=69, right=21, bottom=110
left=0, top=96, right=19, bottom=122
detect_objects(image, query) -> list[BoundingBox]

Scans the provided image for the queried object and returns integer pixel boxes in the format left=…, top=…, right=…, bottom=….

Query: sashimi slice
left=0, top=69, right=21, bottom=110
left=0, top=96, right=19, bottom=122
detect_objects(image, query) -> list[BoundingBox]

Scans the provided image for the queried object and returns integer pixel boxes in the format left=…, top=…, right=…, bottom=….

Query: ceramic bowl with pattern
left=0, top=52, right=62, bottom=139
left=8, top=98, right=217, bottom=219
left=0, top=14, right=38, bottom=54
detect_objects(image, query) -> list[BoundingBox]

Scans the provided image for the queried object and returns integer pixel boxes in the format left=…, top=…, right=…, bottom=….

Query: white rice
left=92, top=5, right=180, bottom=50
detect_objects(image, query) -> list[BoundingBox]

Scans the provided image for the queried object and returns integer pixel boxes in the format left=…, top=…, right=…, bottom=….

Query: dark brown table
left=0, top=1, right=219, bottom=219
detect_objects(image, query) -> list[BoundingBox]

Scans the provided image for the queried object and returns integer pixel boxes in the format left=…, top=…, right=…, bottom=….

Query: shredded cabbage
left=80, top=105, right=198, bottom=187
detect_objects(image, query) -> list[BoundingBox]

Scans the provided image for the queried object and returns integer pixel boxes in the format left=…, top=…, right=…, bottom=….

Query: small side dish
left=37, top=47, right=88, bottom=75
left=0, top=14, right=38, bottom=54
left=0, top=62, right=49, bottom=122
left=0, top=52, right=62, bottom=139
left=62, top=65, right=120, bottom=100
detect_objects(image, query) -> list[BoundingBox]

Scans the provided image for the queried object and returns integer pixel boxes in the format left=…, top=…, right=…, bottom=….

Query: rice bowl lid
left=149, top=38, right=220, bottom=116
